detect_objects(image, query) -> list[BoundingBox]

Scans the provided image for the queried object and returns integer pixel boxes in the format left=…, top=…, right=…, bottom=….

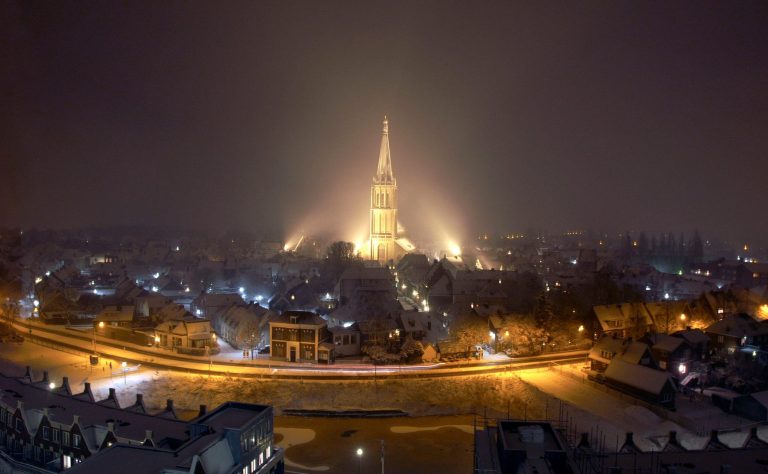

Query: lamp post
left=121, top=361, right=127, bottom=385
left=356, top=448, right=363, bottom=474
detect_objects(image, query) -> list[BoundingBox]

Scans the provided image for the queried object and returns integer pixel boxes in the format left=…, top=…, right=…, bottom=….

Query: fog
left=2, top=1, right=767, bottom=244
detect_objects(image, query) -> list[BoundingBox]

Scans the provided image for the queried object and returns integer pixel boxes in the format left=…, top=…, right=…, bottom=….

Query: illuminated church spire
left=369, top=116, right=398, bottom=263
left=375, top=116, right=395, bottom=184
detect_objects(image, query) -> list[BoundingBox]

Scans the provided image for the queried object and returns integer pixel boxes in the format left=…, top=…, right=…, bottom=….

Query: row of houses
left=0, top=368, right=282, bottom=473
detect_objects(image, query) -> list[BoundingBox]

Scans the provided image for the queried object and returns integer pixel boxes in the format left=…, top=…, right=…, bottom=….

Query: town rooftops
left=68, top=402, right=275, bottom=474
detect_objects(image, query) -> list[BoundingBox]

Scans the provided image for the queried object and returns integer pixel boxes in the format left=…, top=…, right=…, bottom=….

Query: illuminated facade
left=370, top=117, right=398, bottom=263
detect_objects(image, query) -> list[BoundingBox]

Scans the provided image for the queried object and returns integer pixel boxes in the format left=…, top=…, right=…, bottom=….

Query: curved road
left=13, top=320, right=588, bottom=380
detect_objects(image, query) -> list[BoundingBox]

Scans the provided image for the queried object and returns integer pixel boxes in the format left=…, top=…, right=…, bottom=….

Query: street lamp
left=356, top=448, right=363, bottom=474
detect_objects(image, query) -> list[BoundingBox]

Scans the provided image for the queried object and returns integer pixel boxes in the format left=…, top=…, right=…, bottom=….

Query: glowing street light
left=48, top=382, right=55, bottom=390
left=356, top=448, right=363, bottom=474
left=680, top=313, right=686, bottom=321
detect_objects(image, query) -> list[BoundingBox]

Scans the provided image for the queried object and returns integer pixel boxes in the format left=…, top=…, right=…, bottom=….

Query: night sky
left=2, top=1, right=767, bottom=243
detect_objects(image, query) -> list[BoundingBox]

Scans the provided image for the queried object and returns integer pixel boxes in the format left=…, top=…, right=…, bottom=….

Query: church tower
left=369, top=116, right=398, bottom=263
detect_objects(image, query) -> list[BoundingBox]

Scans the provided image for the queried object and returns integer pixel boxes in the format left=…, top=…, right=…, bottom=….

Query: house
left=593, top=303, right=654, bottom=338
left=645, top=333, right=693, bottom=376
left=397, top=311, right=427, bottom=341
left=671, top=328, right=710, bottom=360
left=328, top=325, right=361, bottom=357
left=0, top=369, right=283, bottom=473
left=191, top=292, right=245, bottom=318
left=357, top=317, right=401, bottom=350
left=153, top=318, right=215, bottom=355
left=93, top=305, right=135, bottom=328
left=705, top=313, right=768, bottom=353
left=604, top=359, right=677, bottom=409
left=587, top=336, right=628, bottom=376
left=134, top=293, right=172, bottom=319
left=214, top=303, right=275, bottom=351
left=587, top=337, right=657, bottom=379
left=269, top=311, right=330, bottom=363
left=334, top=266, right=394, bottom=306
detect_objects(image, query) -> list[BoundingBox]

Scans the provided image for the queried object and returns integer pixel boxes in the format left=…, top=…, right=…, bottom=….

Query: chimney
left=73, top=415, right=79, bottom=425
left=107, top=421, right=114, bottom=432
left=166, top=399, right=174, bottom=411
left=198, top=404, right=207, bottom=417
left=17, top=400, right=23, bottom=410
left=135, top=394, right=144, bottom=405
left=42, top=371, right=49, bottom=383
left=145, top=430, right=153, bottom=441
left=84, top=382, right=91, bottom=392
left=578, top=433, right=590, bottom=448
left=108, top=388, right=117, bottom=399
left=62, top=377, right=71, bottom=394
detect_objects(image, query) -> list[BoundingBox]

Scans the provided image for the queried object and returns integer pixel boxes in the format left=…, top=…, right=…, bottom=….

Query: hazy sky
left=2, top=1, right=767, bottom=243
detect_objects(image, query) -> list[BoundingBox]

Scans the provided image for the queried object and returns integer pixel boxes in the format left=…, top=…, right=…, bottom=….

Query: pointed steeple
left=375, top=116, right=394, bottom=183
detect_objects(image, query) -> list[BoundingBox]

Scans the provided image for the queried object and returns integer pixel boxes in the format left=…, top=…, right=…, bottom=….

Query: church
left=364, top=117, right=414, bottom=264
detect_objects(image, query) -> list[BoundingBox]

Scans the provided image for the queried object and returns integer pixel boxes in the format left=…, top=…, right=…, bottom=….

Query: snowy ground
left=516, top=363, right=763, bottom=452
left=7, top=336, right=762, bottom=459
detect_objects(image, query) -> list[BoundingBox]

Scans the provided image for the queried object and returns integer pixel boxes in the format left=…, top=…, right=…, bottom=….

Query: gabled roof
left=594, top=303, right=653, bottom=332
left=604, top=359, right=674, bottom=394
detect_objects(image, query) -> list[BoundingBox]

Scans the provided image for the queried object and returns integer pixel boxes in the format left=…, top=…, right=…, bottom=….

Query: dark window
left=62, top=431, right=70, bottom=446
left=73, top=434, right=81, bottom=448
left=52, top=429, right=60, bottom=443
left=42, top=426, right=49, bottom=440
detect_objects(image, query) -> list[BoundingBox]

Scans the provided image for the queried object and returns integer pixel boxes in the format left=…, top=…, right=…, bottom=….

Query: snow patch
left=390, top=424, right=474, bottom=434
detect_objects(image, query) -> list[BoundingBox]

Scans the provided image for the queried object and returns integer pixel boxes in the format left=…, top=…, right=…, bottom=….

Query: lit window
left=259, top=452, right=264, bottom=465
left=63, top=455, right=72, bottom=469
left=266, top=445, right=271, bottom=458
left=251, top=459, right=256, bottom=471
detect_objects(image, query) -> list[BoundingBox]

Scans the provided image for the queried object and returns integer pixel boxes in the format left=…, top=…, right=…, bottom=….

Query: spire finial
left=382, top=115, right=388, bottom=134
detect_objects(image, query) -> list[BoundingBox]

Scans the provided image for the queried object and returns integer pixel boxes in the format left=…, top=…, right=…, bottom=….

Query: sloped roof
left=588, top=336, right=627, bottom=364
left=651, top=334, right=685, bottom=353
left=706, top=313, right=768, bottom=338
left=617, top=341, right=654, bottom=366
left=605, top=359, right=674, bottom=394
left=594, top=303, right=653, bottom=332
left=671, top=328, right=709, bottom=345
